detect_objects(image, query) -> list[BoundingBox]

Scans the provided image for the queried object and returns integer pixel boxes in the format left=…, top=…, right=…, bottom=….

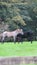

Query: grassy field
left=21, top=64, right=37, bottom=65
left=0, top=41, right=37, bottom=56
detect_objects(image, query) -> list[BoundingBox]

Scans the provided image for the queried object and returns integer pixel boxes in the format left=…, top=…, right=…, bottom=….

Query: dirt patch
left=0, top=56, right=37, bottom=65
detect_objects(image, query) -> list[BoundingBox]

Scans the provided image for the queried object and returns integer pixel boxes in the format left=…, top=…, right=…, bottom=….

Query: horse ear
left=17, top=29, right=20, bottom=31
left=21, top=29, right=23, bottom=31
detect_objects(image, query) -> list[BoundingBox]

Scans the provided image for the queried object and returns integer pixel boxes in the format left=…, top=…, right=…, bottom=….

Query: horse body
left=1, top=29, right=23, bottom=42
left=2, top=31, right=17, bottom=37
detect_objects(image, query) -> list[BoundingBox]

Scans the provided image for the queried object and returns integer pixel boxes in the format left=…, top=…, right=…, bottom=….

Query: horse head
left=16, top=29, right=24, bottom=35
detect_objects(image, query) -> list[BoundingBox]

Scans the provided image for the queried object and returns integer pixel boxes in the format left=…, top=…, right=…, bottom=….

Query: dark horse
left=16, top=30, right=33, bottom=43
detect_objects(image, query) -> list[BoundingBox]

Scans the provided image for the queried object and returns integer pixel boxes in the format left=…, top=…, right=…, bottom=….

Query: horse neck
left=15, top=31, right=21, bottom=35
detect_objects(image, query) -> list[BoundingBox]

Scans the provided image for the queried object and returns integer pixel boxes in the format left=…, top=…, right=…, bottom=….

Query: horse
left=1, top=29, right=24, bottom=42
left=16, top=30, right=33, bottom=43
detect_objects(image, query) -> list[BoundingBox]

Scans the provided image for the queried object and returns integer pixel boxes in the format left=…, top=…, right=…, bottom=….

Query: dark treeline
left=0, top=0, right=37, bottom=41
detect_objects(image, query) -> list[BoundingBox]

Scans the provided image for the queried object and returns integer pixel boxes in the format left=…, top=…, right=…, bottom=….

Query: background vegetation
left=0, top=0, right=37, bottom=40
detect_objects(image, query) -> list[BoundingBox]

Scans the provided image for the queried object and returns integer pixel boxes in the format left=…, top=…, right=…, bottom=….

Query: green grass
left=21, top=64, right=37, bottom=65
left=0, top=41, right=37, bottom=56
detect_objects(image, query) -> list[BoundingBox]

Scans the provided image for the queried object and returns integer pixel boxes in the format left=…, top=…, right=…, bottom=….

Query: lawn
left=21, top=64, right=37, bottom=65
left=0, top=41, right=37, bottom=56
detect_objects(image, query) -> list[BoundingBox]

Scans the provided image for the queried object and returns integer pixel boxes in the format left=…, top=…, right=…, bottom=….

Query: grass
left=21, top=64, right=37, bottom=65
left=0, top=41, right=37, bottom=56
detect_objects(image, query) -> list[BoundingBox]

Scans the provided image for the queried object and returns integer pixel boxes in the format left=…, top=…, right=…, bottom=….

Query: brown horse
left=1, top=29, right=23, bottom=42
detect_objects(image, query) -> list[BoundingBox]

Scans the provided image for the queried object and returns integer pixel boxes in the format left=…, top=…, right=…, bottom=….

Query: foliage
left=0, top=0, right=37, bottom=40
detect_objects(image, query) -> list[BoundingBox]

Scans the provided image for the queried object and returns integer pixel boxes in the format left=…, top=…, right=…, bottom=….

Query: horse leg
left=30, top=36, right=33, bottom=44
left=13, top=36, right=16, bottom=43
left=28, top=36, right=32, bottom=44
left=1, top=36, right=5, bottom=43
